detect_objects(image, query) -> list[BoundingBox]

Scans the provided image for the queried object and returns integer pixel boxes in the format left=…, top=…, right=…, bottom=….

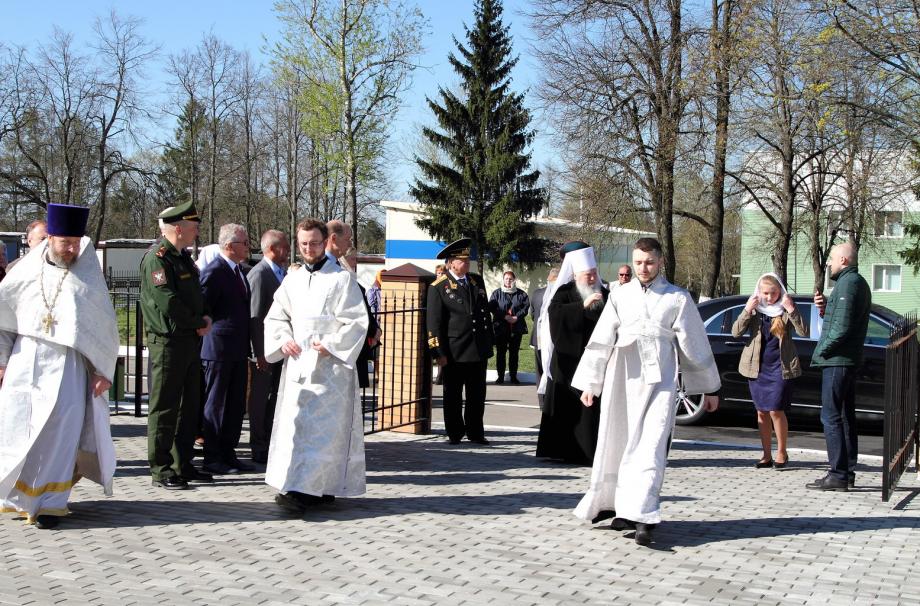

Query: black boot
left=634, top=523, right=653, bottom=546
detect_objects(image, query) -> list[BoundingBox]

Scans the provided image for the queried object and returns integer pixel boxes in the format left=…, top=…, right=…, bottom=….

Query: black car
left=674, top=294, right=900, bottom=425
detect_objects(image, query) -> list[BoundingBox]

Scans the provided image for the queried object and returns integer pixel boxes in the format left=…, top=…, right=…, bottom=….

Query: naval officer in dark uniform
left=426, top=238, right=494, bottom=445
left=140, top=201, right=213, bottom=489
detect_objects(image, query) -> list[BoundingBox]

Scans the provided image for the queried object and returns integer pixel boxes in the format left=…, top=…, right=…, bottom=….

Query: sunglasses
left=618, top=273, right=631, bottom=277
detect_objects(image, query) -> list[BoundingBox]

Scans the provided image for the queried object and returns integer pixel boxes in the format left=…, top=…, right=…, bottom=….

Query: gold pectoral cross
left=42, top=312, right=55, bottom=334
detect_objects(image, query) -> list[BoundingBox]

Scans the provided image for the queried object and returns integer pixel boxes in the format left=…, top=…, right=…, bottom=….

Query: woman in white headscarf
left=731, top=273, right=806, bottom=469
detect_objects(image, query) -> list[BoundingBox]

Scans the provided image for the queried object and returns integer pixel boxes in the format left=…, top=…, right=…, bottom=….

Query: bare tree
left=198, top=34, right=242, bottom=242
left=88, top=10, right=157, bottom=241
left=530, top=0, right=697, bottom=281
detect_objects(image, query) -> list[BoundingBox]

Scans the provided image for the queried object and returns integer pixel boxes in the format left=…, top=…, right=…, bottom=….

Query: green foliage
left=160, top=99, right=207, bottom=205
left=410, top=0, right=546, bottom=269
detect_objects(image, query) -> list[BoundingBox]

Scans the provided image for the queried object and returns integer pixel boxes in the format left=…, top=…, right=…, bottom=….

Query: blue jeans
left=820, top=366, right=858, bottom=482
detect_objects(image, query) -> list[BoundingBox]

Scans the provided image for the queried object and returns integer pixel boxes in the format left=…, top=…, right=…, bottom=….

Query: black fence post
left=134, top=300, right=144, bottom=417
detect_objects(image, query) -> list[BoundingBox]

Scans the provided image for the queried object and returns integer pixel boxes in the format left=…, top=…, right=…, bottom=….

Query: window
left=872, top=265, right=902, bottom=292
left=792, top=303, right=812, bottom=338
left=875, top=211, right=903, bottom=238
left=865, top=315, right=892, bottom=347
left=827, top=210, right=850, bottom=239
left=704, top=305, right=745, bottom=335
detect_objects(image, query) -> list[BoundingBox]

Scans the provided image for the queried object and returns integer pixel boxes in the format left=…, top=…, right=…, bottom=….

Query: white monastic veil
left=754, top=272, right=788, bottom=317
left=536, top=246, right=598, bottom=396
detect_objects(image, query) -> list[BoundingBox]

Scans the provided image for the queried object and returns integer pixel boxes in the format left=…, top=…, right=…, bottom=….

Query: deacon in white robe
left=571, top=238, right=720, bottom=546
left=0, top=219, right=118, bottom=529
left=263, top=221, right=369, bottom=510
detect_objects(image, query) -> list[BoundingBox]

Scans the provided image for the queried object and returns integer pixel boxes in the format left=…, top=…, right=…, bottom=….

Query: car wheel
left=674, top=379, right=708, bottom=426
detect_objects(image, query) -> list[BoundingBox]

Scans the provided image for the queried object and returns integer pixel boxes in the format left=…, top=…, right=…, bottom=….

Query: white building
left=381, top=200, right=652, bottom=293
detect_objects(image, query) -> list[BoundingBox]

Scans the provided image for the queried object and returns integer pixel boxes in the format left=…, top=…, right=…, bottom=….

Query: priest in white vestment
left=263, top=219, right=369, bottom=512
left=0, top=204, right=118, bottom=529
left=571, top=237, right=720, bottom=546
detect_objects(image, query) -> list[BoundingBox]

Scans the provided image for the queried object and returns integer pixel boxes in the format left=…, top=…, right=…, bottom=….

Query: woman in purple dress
left=732, top=274, right=806, bottom=469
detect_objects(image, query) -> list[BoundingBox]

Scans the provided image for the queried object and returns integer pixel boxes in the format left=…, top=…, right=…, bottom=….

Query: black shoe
left=152, top=476, right=190, bottom=490
left=275, top=492, right=306, bottom=514
left=469, top=437, right=490, bottom=445
left=202, top=462, right=239, bottom=475
left=180, top=467, right=214, bottom=483
left=591, top=510, right=616, bottom=524
left=755, top=459, right=773, bottom=469
left=448, top=437, right=462, bottom=445
left=226, top=458, right=256, bottom=472
left=805, top=475, right=849, bottom=491
left=289, top=491, right=324, bottom=507
left=611, top=517, right=636, bottom=531
left=494, top=378, right=504, bottom=385
left=509, top=377, right=521, bottom=385
left=634, top=523, right=653, bottom=546
left=34, top=515, right=59, bottom=529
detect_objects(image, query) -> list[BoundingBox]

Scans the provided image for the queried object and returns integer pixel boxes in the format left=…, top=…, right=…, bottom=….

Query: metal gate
left=362, top=296, right=432, bottom=434
left=882, top=312, right=919, bottom=502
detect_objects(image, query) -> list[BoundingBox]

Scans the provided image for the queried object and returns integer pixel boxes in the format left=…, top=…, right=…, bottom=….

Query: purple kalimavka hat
left=46, top=203, right=89, bottom=237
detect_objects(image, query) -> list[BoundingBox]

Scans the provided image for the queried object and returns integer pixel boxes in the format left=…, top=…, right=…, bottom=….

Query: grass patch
left=487, top=318, right=536, bottom=373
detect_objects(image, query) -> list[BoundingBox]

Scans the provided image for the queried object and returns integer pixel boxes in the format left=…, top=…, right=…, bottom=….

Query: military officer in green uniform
left=426, top=238, right=494, bottom=445
left=140, top=201, right=213, bottom=489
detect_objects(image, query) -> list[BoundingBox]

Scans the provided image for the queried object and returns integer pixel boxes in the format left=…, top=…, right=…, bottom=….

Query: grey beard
left=576, top=281, right=603, bottom=309
left=47, top=250, right=75, bottom=268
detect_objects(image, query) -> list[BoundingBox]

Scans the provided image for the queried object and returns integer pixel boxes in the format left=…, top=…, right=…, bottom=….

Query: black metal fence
left=882, top=312, right=919, bottom=502
left=108, top=284, right=432, bottom=435
left=362, top=293, right=431, bottom=434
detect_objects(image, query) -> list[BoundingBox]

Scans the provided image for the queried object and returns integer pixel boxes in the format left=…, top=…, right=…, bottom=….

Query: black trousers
left=495, top=332, right=523, bottom=380
left=247, top=360, right=283, bottom=458
left=442, top=360, right=487, bottom=441
left=202, top=358, right=248, bottom=465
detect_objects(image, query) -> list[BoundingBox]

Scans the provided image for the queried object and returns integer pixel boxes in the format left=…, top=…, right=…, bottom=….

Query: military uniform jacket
left=426, top=272, right=494, bottom=363
left=140, top=237, right=208, bottom=338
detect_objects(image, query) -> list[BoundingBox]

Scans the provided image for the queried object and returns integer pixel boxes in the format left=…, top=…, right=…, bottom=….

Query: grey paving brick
left=2, top=418, right=920, bottom=605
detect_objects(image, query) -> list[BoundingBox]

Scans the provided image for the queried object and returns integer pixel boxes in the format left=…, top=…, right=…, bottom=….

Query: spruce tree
left=410, top=0, right=546, bottom=268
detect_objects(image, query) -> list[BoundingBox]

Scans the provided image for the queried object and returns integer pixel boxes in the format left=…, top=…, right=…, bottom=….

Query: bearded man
left=535, top=242, right=608, bottom=464
left=0, top=204, right=118, bottom=529
left=572, top=237, right=720, bottom=546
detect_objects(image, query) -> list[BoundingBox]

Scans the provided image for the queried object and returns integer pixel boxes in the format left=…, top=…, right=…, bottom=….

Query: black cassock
left=536, top=281, right=609, bottom=464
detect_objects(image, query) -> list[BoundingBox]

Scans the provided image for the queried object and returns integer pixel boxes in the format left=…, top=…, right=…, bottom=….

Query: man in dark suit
left=246, top=229, right=290, bottom=464
left=529, top=266, right=558, bottom=390
left=200, top=223, right=253, bottom=474
left=426, top=238, right=494, bottom=445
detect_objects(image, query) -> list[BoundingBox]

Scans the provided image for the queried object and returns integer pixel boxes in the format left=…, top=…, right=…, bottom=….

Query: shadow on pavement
left=65, top=491, right=584, bottom=529
left=645, top=515, right=920, bottom=549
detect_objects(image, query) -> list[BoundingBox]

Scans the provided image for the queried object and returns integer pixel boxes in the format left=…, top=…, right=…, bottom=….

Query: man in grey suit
left=246, top=229, right=290, bottom=464
left=530, top=267, right=558, bottom=388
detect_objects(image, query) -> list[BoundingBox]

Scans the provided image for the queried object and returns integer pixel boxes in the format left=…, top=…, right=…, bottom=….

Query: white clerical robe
left=0, top=238, right=119, bottom=523
left=571, top=275, right=720, bottom=525
left=263, top=261, right=369, bottom=497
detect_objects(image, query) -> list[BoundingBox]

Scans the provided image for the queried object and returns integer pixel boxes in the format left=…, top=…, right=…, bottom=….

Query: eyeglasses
left=230, top=240, right=249, bottom=246
left=300, top=240, right=326, bottom=248
left=619, top=273, right=631, bottom=277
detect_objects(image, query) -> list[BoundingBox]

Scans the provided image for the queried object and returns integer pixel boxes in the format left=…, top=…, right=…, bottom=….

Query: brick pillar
left=377, top=263, right=435, bottom=433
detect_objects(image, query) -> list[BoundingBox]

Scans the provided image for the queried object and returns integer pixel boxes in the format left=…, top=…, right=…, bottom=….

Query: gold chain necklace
left=39, top=257, right=70, bottom=334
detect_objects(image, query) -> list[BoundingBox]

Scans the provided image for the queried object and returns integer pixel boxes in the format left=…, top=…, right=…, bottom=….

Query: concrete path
left=1, top=415, right=918, bottom=605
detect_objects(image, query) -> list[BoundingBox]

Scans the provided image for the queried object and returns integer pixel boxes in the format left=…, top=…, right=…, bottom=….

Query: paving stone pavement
left=2, top=415, right=919, bottom=606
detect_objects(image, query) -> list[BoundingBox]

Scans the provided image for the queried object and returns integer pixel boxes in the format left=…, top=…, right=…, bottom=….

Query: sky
left=0, top=0, right=553, bottom=200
